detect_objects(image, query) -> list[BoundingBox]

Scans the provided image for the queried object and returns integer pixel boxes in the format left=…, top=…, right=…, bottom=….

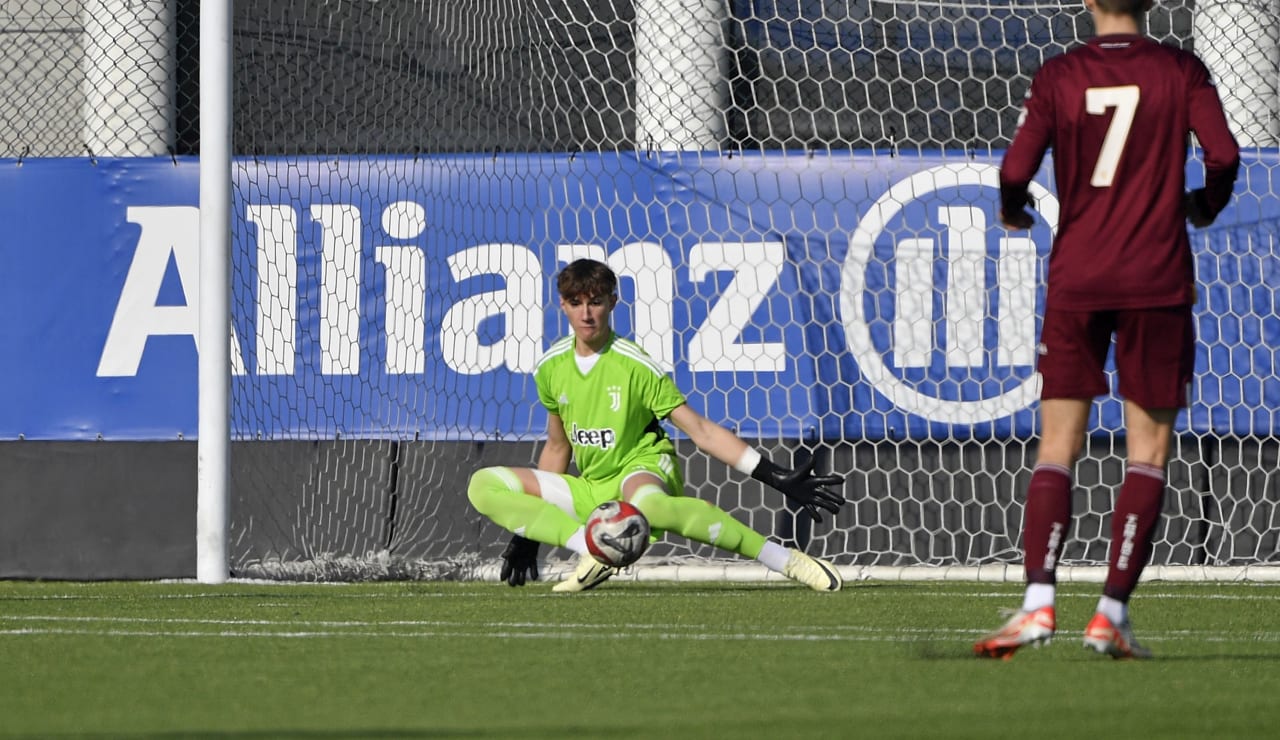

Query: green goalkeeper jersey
left=535, top=332, right=685, bottom=482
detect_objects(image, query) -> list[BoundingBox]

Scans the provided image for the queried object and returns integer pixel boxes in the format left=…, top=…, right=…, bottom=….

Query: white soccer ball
left=585, top=500, right=651, bottom=568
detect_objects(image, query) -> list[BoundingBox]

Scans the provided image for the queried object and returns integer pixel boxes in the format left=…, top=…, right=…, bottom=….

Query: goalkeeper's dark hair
left=1094, top=0, right=1153, bottom=17
left=557, top=258, right=618, bottom=300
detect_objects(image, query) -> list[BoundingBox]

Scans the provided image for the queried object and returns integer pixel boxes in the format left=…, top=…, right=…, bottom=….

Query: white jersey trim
left=533, top=335, right=575, bottom=373
left=609, top=336, right=666, bottom=377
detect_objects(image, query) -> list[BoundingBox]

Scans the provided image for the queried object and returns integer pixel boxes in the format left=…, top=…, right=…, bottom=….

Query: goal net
left=211, top=0, right=1280, bottom=582
left=6, top=1, right=1274, bottom=581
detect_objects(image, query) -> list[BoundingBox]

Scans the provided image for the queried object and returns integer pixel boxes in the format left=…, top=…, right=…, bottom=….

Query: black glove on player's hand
left=499, top=535, right=540, bottom=587
left=751, top=458, right=846, bottom=523
left=1185, top=189, right=1216, bottom=229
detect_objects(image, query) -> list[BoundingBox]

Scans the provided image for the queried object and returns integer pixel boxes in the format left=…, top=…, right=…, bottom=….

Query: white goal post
left=197, top=0, right=233, bottom=584
left=188, top=0, right=1280, bottom=584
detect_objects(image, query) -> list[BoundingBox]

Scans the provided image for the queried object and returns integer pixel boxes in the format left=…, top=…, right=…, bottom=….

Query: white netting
left=4, top=0, right=1277, bottom=580
left=215, top=0, right=1280, bottom=581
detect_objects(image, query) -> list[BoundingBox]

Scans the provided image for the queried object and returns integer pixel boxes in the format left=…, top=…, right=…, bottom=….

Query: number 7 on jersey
left=1086, top=85, right=1140, bottom=187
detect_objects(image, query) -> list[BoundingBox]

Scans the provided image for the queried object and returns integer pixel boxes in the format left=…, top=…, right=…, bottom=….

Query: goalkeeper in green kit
left=467, top=258, right=847, bottom=592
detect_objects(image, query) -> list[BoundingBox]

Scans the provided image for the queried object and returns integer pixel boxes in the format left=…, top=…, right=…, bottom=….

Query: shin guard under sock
left=1022, top=464, right=1073, bottom=585
left=1103, top=463, right=1166, bottom=602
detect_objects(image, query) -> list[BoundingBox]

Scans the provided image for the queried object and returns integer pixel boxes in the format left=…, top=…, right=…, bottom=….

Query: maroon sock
left=1022, top=464, right=1073, bottom=584
left=1103, top=463, right=1166, bottom=602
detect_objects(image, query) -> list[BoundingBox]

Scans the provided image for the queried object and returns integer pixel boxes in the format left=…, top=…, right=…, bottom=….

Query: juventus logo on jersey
left=608, top=386, right=621, bottom=412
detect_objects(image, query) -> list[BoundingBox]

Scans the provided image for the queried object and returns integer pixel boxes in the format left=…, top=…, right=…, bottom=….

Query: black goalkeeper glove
left=499, top=535, right=541, bottom=587
left=751, top=457, right=846, bottom=523
left=1185, top=189, right=1215, bottom=229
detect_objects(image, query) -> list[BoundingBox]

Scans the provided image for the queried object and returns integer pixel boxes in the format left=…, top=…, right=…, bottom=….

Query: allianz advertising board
left=1, top=153, right=1276, bottom=441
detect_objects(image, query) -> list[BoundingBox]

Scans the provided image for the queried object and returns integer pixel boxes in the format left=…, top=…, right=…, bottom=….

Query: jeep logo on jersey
left=570, top=423, right=617, bottom=450
left=840, top=163, right=1060, bottom=425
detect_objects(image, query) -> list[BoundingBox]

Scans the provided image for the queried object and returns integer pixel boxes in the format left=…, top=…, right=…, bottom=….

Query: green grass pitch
left=1, top=579, right=1277, bottom=739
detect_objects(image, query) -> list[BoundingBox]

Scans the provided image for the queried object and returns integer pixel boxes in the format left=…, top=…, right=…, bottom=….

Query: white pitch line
left=0, top=626, right=1275, bottom=643
left=6, top=585, right=1280, bottom=602
left=2, top=616, right=1279, bottom=643
left=0, top=626, right=934, bottom=642
left=4, top=614, right=988, bottom=632
left=960, top=590, right=1280, bottom=602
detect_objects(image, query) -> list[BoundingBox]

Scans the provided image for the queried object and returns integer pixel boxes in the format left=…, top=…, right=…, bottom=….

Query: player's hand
left=1185, top=189, right=1215, bottom=228
left=751, top=458, right=847, bottom=522
left=499, top=535, right=540, bottom=587
left=1000, top=207, right=1035, bottom=230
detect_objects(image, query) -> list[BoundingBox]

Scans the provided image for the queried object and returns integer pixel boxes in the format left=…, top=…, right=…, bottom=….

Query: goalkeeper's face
left=560, top=292, right=618, bottom=351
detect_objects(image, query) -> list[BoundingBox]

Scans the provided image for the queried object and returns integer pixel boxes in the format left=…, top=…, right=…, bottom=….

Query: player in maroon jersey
left=973, top=0, right=1240, bottom=660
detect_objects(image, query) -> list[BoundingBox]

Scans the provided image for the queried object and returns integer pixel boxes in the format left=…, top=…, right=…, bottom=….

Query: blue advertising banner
left=1, top=153, right=1276, bottom=441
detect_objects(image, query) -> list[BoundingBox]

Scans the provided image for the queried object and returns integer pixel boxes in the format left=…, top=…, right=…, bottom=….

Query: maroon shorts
left=1037, top=305, right=1195, bottom=409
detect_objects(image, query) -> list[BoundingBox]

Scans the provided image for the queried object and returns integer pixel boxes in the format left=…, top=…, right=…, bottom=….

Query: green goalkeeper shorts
left=555, top=451, right=684, bottom=522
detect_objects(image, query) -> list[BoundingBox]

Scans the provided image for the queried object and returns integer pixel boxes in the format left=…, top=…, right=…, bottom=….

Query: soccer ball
left=585, top=500, right=650, bottom=568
